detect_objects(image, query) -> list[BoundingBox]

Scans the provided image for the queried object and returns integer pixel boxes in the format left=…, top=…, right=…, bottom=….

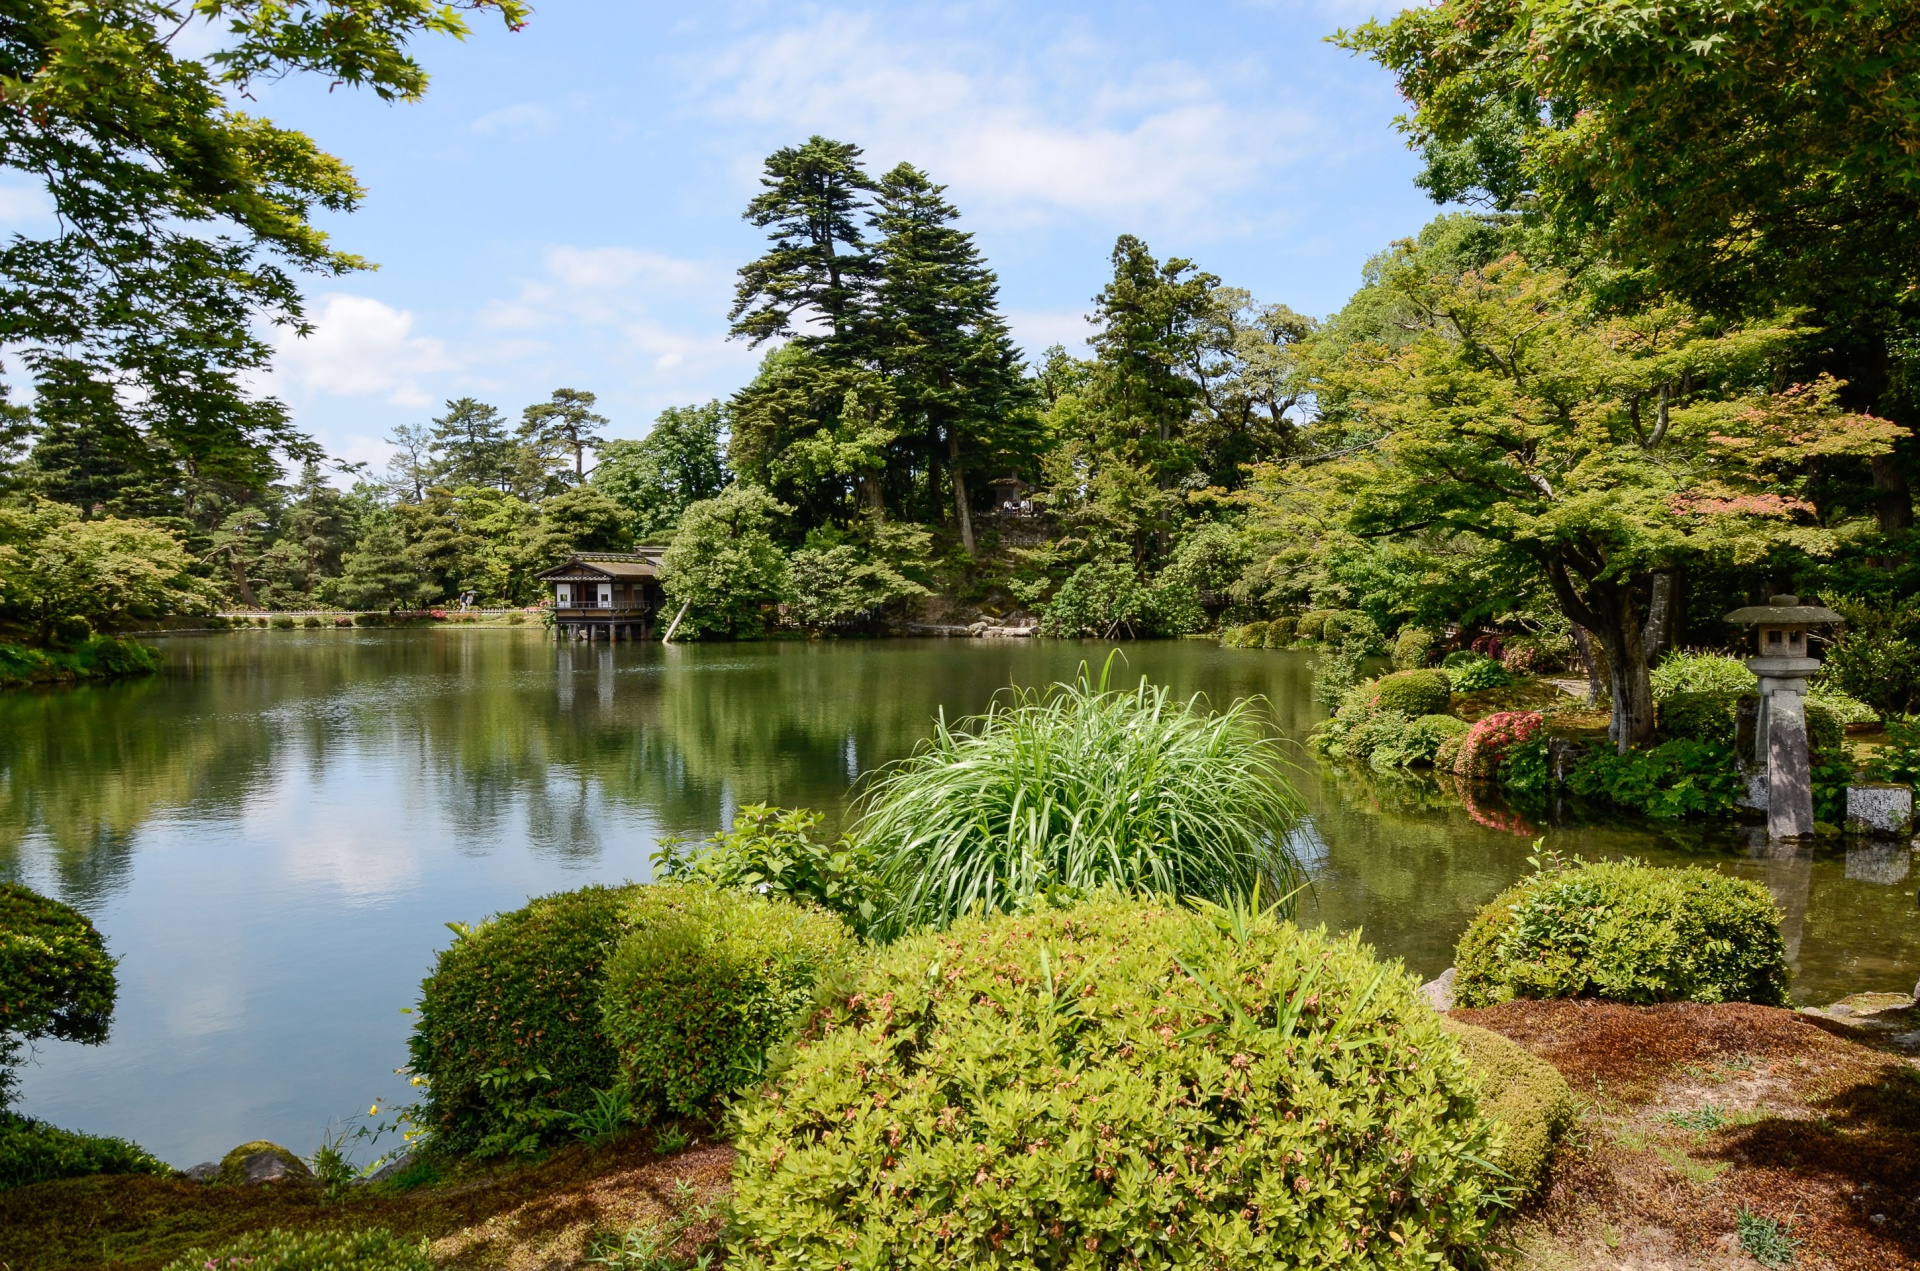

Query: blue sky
left=18, top=1, right=1444, bottom=474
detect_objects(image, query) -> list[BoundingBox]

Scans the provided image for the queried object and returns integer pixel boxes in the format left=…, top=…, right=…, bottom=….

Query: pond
left=3, top=630, right=1916, bottom=1167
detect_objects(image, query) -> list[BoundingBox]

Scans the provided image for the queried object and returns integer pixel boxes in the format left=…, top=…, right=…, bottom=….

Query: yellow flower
left=369, top=1105, right=380, bottom=1116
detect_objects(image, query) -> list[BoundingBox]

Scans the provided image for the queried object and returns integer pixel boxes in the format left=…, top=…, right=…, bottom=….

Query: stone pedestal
left=1748, top=655, right=1820, bottom=840
left=1846, top=784, right=1915, bottom=837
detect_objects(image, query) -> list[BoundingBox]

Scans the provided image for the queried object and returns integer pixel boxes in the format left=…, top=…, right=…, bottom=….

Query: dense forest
left=1, top=0, right=1917, bottom=746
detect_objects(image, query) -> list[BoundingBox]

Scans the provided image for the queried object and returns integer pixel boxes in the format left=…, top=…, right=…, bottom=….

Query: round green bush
left=1436, top=1018, right=1574, bottom=1199
left=1295, top=609, right=1338, bottom=641
left=1454, top=859, right=1789, bottom=1008
left=1, top=883, right=116, bottom=1102
left=598, top=884, right=857, bottom=1119
left=301, top=616, right=322, bottom=629
left=1366, top=669, right=1452, bottom=717
left=1656, top=691, right=1738, bottom=746
left=407, top=883, right=638, bottom=1157
left=729, top=898, right=1502, bottom=1271
left=1391, top=625, right=1435, bottom=669
left=161, top=1227, right=431, bottom=1271
left=1263, top=615, right=1296, bottom=647
left=271, top=616, right=295, bottom=630
left=1804, top=698, right=1844, bottom=761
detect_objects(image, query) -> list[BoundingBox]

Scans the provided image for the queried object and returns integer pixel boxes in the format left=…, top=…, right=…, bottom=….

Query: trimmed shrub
left=598, top=885, right=857, bottom=1119
left=1453, top=711, right=1544, bottom=779
left=301, top=616, right=322, bottom=628
left=656, top=805, right=887, bottom=936
left=1807, top=687, right=1878, bottom=726
left=1804, top=698, right=1844, bottom=760
left=1454, top=858, right=1789, bottom=1008
left=1442, top=653, right=1513, bottom=693
left=1437, top=1018, right=1575, bottom=1198
left=1435, top=729, right=1469, bottom=772
left=1367, top=668, right=1452, bottom=717
left=859, top=671, right=1302, bottom=936
left=728, top=897, right=1503, bottom=1271
left=1295, top=608, right=1339, bottom=641
left=1392, top=625, right=1435, bottom=669
left=271, top=616, right=295, bottom=630
left=1656, top=691, right=1738, bottom=746
left=1649, top=651, right=1751, bottom=701
left=1222, top=620, right=1268, bottom=649
left=0, top=1112, right=168, bottom=1190
left=0, top=883, right=116, bottom=1103
left=407, top=883, right=638, bottom=1158
left=1263, top=615, right=1296, bottom=646
left=161, top=1228, right=431, bottom=1271
left=1403, top=713, right=1470, bottom=767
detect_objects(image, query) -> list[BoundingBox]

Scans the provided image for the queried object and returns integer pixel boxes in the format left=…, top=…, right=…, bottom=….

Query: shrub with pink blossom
left=1453, top=710, right=1545, bottom=779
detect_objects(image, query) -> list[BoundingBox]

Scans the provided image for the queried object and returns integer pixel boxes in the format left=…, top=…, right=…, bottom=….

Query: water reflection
left=0, top=631, right=1915, bottom=1167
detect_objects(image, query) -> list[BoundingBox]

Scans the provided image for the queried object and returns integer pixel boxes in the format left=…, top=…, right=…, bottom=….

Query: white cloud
left=696, top=12, right=1318, bottom=230
left=472, top=101, right=557, bottom=135
left=273, top=293, right=456, bottom=407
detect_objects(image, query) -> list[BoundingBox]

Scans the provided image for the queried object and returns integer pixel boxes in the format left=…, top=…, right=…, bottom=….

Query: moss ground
left=7, top=1004, right=1916, bottom=1270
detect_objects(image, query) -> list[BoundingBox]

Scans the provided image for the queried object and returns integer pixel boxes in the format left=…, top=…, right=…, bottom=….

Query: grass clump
left=598, top=884, right=857, bottom=1120
left=161, top=1227, right=432, bottom=1271
left=729, top=896, right=1503, bottom=1271
left=0, top=1111, right=168, bottom=1189
left=1650, top=651, right=1752, bottom=700
left=1455, top=854, right=1789, bottom=1008
left=1735, top=1206, right=1802, bottom=1269
left=857, top=666, right=1302, bottom=937
left=408, top=883, right=638, bottom=1158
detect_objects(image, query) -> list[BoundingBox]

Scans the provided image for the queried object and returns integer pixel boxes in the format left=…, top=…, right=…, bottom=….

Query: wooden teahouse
left=536, top=550, right=667, bottom=641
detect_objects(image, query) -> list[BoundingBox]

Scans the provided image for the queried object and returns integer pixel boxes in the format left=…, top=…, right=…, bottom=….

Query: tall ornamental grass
left=857, top=666, right=1303, bottom=936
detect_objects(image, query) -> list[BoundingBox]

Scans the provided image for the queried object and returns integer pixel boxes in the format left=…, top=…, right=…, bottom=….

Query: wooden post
left=662, top=599, right=692, bottom=645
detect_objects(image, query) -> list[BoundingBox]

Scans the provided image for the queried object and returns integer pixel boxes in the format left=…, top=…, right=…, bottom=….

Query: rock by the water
left=363, top=1151, right=416, bottom=1184
left=1420, top=966, right=1457, bottom=1012
left=215, top=1140, right=313, bottom=1185
left=183, top=1161, right=218, bottom=1182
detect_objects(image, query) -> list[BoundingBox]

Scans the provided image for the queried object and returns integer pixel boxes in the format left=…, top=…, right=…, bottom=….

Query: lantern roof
left=1724, top=594, right=1844, bottom=625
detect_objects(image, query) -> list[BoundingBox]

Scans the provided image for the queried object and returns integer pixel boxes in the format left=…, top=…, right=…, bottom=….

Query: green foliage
left=1263, top=615, right=1296, bottom=646
left=1655, top=692, right=1737, bottom=747
left=591, top=403, right=730, bottom=540
left=1441, top=652, right=1512, bottom=693
left=597, top=885, right=857, bottom=1119
left=1868, top=717, right=1920, bottom=785
left=0, top=499, right=210, bottom=643
left=159, top=1227, right=433, bottom=1271
left=0, top=883, right=116, bottom=1104
left=785, top=522, right=930, bottom=630
left=1564, top=739, right=1744, bottom=820
left=1806, top=687, right=1878, bottom=727
left=586, top=1177, right=718, bottom=1271
left=1822, top=600, right=1920, bottom=717
left=857, top=667, right=1303, bottom=937
left=654, top=804, right=887, bottom=937
left=0, top=636, right=160, bottom=687
left=1040, top=559, right=1157, bottom=638
left=0, top=1111, right=167, bottom=1190
left=660, top=484, right=792, bottom=640
left=1454, top=856, right=1789, bottom=1008
left=1649, top=652, right=1751, bottom=701
left=1436, top=1017, right=1575, bottom=1197
left=1365, top=668, right=1452, bottom=717
left=1295, top=609, right=1338, bottom=641
left=728, top=897, right=1503, bottom=1271
left=1219, top=620, right=1269, bottom=648
left=1736, top=1207, right=1802, bottom=1271
left=1391, top=625, right=1435, bottom=669
left=407, top=884, right=637, bottom=1158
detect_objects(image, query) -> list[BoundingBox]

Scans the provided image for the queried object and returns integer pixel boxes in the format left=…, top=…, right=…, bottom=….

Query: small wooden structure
left=536, top=550, right=667, bottom=641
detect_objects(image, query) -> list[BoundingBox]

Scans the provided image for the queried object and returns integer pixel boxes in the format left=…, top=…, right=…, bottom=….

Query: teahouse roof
left=1724, top=594, right=1844, bottom=625
left=535, top=549, right=665, bottom=582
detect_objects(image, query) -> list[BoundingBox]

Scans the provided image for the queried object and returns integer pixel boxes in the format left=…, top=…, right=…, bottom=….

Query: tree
left=258, top=462, right=354, bottom=605
left=1279, top=251, right=1902, bottom=749
left=1, top=0, right=526, bottom=500
left=729, top=348, right=899, bottom=527
left=518, top=388, right=608, bottom=483
left=0, top=883, right=118, bottom=1105
left=660, top=484, right=792, bottom=639
left=730, top=137, right=878, bottom=348
left=1340, top=0, right=1920, bottom=538
left=333, top=516, right=434, bottom=611
left=24, top=359, right=180, bottom=520
left=590, top=402, right=729, bottom=541
left=786, top=520, right=931, bottom=629
left=867, top=163, right=1035, bottom=552
left=0, top=499, right=208, bottom=642
left=429, top=398, right=515, bottom=490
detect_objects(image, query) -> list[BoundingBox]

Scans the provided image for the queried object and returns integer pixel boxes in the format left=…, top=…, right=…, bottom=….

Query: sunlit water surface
left=4, top=631, right=1915, bottom=1165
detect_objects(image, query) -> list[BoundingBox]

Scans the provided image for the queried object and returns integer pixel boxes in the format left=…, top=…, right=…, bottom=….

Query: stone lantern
left=1724, top=594, right=1843, bottom=839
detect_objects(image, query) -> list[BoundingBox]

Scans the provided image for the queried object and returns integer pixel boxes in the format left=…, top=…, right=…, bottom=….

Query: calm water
left=4, top=631, right=1916, bottom=1166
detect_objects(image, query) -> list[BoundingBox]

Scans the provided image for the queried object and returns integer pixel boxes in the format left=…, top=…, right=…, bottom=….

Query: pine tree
left=868, top=163, right=1033, bottom=553
left=429, top=398, right=515, bottom=490
left=731, top=137, right=878, bottom=350
left=518, top=388, right=607, bottom=484
left=24, top=358, right=179, bottom=519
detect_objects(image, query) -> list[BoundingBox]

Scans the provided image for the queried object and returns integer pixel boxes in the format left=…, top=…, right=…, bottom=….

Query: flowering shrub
left=728, top=897, right=1503, bottom=1271
left=1453, top=711, right=1544, bottom=779
left=161, top=1228, right=431, bottom=1271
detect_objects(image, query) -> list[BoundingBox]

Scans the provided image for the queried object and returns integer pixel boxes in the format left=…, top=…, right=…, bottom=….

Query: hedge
left=729, top=897, right=1503, bottom=1271
left=1455, top=858, right=1789, bottom=1008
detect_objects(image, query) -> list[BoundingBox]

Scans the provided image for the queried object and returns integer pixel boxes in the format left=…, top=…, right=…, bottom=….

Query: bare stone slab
left=1767, top=689, right=1814, bottom=838
left=1846, top=783, right=1914, bottom=837
left=1419, top=966, right=1456, bottom=1013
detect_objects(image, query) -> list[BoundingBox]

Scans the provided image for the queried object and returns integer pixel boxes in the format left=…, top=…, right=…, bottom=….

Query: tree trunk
left=948, top=429, right=975, bottom=556
left=1571, top=624, right=1603, bottom=707
left=1588, top=580, right=1656, bottom=751
left=1871, top=453, right=1913, bottom=534
left=231, top=555, right=260, bottom=609
left=860, top=472, right=887, bottom=517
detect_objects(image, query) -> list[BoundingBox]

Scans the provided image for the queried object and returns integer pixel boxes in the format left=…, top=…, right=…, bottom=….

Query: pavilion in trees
left=536, top=550, right=667, bottom=641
